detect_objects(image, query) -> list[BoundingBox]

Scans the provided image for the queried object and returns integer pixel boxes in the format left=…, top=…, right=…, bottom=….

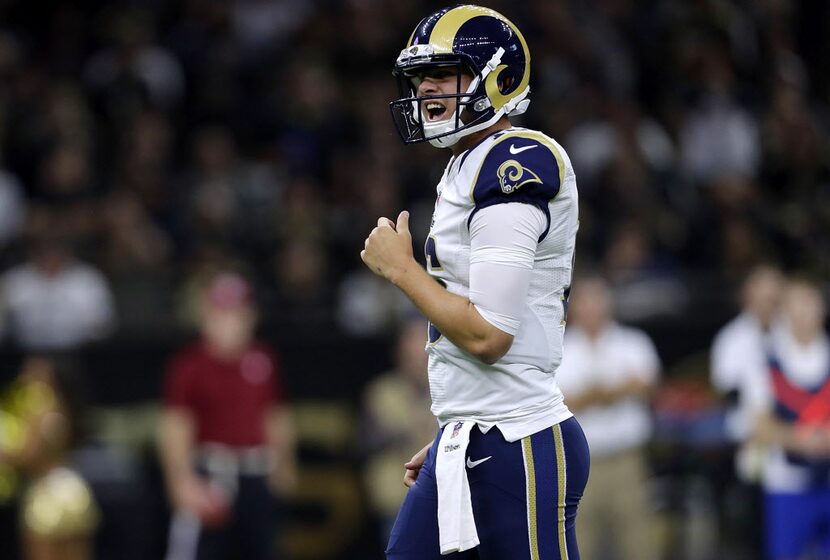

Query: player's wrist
left=388, top=257, right=417, bottom=288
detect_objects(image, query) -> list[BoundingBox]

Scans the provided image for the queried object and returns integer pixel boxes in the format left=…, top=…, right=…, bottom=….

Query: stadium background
left=0, top=0, right=828, bottom=558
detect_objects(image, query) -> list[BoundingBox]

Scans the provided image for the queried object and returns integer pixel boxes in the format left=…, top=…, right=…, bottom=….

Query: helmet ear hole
left=499, top=75, right=514, bottom=94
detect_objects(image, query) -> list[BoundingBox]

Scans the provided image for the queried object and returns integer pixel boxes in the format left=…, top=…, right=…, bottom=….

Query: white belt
left=197, top=444, right=272, bottom=477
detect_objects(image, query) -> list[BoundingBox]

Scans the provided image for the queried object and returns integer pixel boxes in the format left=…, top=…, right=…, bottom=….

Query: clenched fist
left=361, top=210, right=415, bottom=285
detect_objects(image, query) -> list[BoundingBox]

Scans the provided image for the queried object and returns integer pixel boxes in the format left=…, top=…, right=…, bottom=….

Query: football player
left=361, top=5, right=588, bottom=559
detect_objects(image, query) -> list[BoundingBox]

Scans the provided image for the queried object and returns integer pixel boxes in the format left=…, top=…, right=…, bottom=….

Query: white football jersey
left=425, top=126, right=578, bottom=442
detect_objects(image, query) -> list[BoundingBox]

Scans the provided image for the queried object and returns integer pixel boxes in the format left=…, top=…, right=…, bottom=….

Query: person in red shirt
left=158, top=271, right=296, bottom=560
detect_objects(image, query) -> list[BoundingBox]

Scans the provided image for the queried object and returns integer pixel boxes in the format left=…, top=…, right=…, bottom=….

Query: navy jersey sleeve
left=469, top=134, right=562, bottom=239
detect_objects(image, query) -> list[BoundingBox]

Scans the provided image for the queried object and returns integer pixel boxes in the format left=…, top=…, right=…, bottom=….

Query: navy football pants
left=386, top=417, right=590, bottom=559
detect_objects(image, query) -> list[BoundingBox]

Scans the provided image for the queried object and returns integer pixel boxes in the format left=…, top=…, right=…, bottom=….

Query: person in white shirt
left=361, top=5, right=588, bottom=559
left=0, top=238, right=115, bottom=350
left=709, top=264, right=783, bottom=557
left=556, top=275, right=659, bottom=560
left=744, top=279, right=830, bottom=560
left=711, top=264, right=785, bottom=443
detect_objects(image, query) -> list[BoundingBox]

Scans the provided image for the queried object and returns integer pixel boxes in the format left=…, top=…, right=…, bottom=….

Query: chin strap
left=474, top=86, right=531, bottom=116
left=427, top=86, right=532, bottom=149
left=464, top=48, right=505, bottom=102
left=505, top=88, right=531, bottom=116
left=427, top=109, right=501, bottom=148
left=450, top=46, right=506, bottom=126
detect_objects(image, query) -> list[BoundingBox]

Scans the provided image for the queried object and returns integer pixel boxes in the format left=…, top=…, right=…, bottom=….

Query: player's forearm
left=158, top=410, right=196, bottom=486
left=360, top=211, right=512, bottom=362
left=391, top=259, right=512, bottom=364
left=567, top=379, right=652, bottom=411
left=265, top=407, right=298, bottom=493
left=754, top=413, right=808, bottom=453
left=565, top=388, right=609, bottom=411
left=266, top=408, right=297, bottom=472
left=606, top=378, right=652, bottom=403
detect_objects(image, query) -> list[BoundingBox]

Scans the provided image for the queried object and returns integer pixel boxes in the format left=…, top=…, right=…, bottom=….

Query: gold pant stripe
left=553, top=425, right=569, bottom=560
left=522, top=436, right=540, bottom=560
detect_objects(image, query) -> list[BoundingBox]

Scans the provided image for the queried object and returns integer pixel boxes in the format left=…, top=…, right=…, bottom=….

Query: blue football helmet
left=390, top=5, right=531, bottom=148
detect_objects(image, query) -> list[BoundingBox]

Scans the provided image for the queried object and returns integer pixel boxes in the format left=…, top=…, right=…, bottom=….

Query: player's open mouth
left=424, top=102, right=448, bottom=122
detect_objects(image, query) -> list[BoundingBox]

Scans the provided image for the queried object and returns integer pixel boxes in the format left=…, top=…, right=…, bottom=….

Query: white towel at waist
left=436, top=420, right=479, bottom=554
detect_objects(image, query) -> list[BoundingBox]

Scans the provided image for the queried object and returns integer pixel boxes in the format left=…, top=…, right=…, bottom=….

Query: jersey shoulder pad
left=469, top=130, right=565, bottom=213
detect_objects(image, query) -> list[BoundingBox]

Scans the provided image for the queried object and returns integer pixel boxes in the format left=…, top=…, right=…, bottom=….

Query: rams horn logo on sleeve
left=497, top=159, right=542, bottom=194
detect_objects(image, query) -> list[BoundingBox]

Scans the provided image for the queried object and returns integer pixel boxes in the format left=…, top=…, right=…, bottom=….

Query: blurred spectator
left=274, top=60, right=349, bottom=174
left=679, top=38, right=760, bottom=185
left=0, top=0, right=825, bottom=334
left=717, top=212, right=768, bottom=273
left=270, top=239, right=332, bottom=330
left=0, top=169, right=26, bottom=250
left=557, top=276, right=660, bottom=560
left=709, top=264, right=784, bottom=558
left=83, top=8, right=185, bottom=113
left=27, top=142, right=100, bottom=247
left=361, top=316, right=435, bottom=540
left=230, top=0, right=310, bottom=56
left=114, top=110, right=178, bottom=229
left=602, top=220, right=688, bottom=321
left=174, top=242, right=247, bottom=329
left=711, top=265, right=785, bottom=446
left=0, top=237, right=115, bottom=350
left=336, top=268, right=413, bottom=337
left=566, top=98, right=676, bottom=189
left=182, top=125, right=282, bottom=253
left=759, top=79, right=830, bottom=275
left=273, top=175, right=326, bottom=244
left=0, top=355, right=99, bottom=560
left=761, top=81, right=826, bottom=196
left=745, top=279, right=830, bottom=560
left=184, top=126, right=245, bottom=241
left=41, top=84, right=96, bottom=152
left=158, top=271, right=296, bottom=560
left=101, top=189, right=175, bottom=334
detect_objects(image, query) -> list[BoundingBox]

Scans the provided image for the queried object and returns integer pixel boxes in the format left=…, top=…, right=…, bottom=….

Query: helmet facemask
left=390, top=60, right=490, bottom=148
left=390, top=45, right=518, bottom=148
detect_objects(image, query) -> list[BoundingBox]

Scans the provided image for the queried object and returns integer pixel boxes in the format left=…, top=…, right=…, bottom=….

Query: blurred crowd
left=0, top=0, right=828, bottom=342
left=0, top=0, right=829, bottom=559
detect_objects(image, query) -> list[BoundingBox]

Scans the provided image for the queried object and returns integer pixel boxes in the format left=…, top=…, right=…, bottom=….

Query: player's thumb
left=396, top=210, right=410, bottom=235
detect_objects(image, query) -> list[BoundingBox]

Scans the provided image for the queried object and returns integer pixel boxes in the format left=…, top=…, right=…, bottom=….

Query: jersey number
left=425, top=236, right=443, bottom=270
